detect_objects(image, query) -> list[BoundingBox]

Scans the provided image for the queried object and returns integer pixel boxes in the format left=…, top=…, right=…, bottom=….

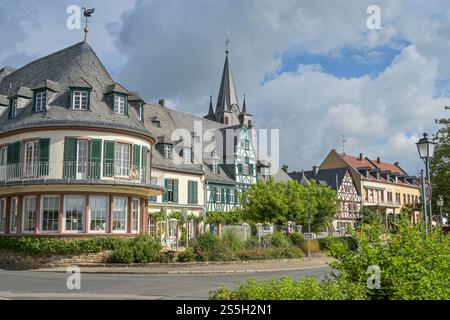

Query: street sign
left=304, top=233, right=316, bottom=240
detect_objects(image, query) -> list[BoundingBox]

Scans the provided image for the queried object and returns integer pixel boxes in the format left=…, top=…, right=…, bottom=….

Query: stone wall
left=0, top=249, right=111, bottom=270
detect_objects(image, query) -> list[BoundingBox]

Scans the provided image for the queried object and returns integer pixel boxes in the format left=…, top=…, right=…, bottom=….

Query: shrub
left=109, top=235, right=161, bottom=263
left=289, top=232, right=304, bottom=246
left=235, top=247, right=304, bottom=261
left=244, top=236, right=260, bottom=249
left=268, top=231, right=290, bottom=248
left=318, top=237, right=358, bottom=252
left=298, top=239, right=320, bottom=254
left=221, top=229, right=244, bottom=252
left=177, top=247, right=197, bottom=262
left=0, top=237, right=128, bottom=256
left=191, top=233, right=233, bottom=261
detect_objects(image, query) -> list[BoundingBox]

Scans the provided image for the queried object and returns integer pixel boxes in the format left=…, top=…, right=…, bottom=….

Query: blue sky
left=1, top=0, right=450, bottom=175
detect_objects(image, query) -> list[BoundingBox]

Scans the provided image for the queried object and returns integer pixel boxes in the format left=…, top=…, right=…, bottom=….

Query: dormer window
left=72, top=90, right=89, bottom=110
left=34, top=91, right=47, bottom=112
left=163, top=144, right=172, bottom=159
left=114, top=94, right=127, bottom=115
left=183, top=147, right=192, bottom=163
left=9, top=99, right=17, bottom=119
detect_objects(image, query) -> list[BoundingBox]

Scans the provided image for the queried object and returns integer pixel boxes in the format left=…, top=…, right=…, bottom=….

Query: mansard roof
left=0, top=42, right=151, bottom=137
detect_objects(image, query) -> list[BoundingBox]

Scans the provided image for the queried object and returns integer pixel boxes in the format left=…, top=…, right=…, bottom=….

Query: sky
left=1, top=0, right=450, bottom=176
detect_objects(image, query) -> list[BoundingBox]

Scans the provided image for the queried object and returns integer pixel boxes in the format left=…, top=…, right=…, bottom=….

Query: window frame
left=112, top=196, right=127, bottom=233
left=131, top=198, right=140, bottom=233
left=40, top=195, right=60, bottom=233
left=0, top=198, right=6, bottom=233
left=64, top=195, right=86, bottom=233
left=72, top=90, right=89, bottom=110
left=10, top=99, right=17, bottom=118
left=22, top=196, right=37, bottom=233
left=163, top=144, right=172, bottom=160
left=34, top=90, right=47, bottom=112
left=89, top=196, right=109, bottom=233
left=183, top=147, right=192, bottom=163
left=9, top=197, right=18, bottom=233
left=115, top=142, right=131, bottom=177
left=113, top=94, right=127, bottom=115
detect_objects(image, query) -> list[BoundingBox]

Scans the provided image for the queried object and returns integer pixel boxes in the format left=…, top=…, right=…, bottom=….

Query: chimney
left=313, top=166, right=319, bottom=176
left=394, top=162, right=399, bottom=167
left=377, top=157, right=381, bottom=164
left=158, top=99, right=166, bottom=107
left=359, top=153, right=364, bottom=161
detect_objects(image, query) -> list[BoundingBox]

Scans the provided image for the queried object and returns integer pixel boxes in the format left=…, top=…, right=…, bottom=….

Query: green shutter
left=39, top=139, right=50, bottom=176
left=7, top=141, right=20, bottom=165
left=226, top=188, right=230, bottom=204
left=193, top=181, right=198, bottom=204
left=211, top=187, right=216, bottom=202
left=63, top=138, right=77, bottom=178
left=125, top=96, right=129, bottom=116
left=103, top=140, right=115, bottom=177
left=173, top=180, right=179, bottom=203
left=163, top=179, right=168, bottom=203
left=133, top=145, right=141, bottom=168
left=90, top=139, right=102, bottom=179
left=8, top=99, right=13, bottom=119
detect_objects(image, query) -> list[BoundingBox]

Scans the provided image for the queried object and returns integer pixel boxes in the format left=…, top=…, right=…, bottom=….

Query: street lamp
left=416, top=133, right=436, bottom=229
left=437, top=195, right=444, bottom=225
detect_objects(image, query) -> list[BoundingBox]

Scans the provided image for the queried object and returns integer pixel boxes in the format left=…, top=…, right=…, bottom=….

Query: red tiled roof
left=341, top=154, right=376, bottom=170
left=368, top=159, right=406, bottom=175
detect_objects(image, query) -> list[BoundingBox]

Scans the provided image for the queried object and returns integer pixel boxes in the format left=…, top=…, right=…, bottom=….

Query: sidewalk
left=34, top=256, right=334, bottom=274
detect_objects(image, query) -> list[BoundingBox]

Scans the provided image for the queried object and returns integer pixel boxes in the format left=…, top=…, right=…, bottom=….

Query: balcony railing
left=364, top=199, right=402, bottom=207
left=0, top=161, right=151, bottom=185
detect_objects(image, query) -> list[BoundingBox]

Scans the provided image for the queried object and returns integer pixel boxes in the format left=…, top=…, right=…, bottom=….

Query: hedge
left=317, top=236, right=358, bottom=252
left=0, top=237, right=129, bottom=256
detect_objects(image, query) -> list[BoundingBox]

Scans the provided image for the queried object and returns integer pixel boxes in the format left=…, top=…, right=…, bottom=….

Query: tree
left=243, top=178, right=339, bottom=231
left=430, top=106, right=450, bottom=215
left=242, top=178, right=288, bottom=224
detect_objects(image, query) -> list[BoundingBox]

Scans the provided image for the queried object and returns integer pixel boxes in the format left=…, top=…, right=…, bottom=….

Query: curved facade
left=0, top=42, right=162, bottom=236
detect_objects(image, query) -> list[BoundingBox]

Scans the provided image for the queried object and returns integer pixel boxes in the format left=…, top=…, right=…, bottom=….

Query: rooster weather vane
left=82, top=7, right=95, bottom=42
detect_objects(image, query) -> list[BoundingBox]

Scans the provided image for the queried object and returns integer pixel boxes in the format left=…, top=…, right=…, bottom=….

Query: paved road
left=0, top=266, right=331, bottom=300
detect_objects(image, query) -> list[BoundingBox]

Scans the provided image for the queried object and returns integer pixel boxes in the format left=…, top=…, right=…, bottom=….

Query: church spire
left=207, top=96, right=214, bottom=115
left=242, top=94, right=247, bottom=113
left=216, top=33, right=239, bottom=115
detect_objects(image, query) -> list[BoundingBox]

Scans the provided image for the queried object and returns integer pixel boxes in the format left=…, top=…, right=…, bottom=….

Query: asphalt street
left=0, top=266, right=332, bottom=300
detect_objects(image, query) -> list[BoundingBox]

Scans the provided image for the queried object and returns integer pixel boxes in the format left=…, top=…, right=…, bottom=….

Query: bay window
left=89, top=196, right=109, bottom=232
left=41, top=196, right=59, bottom=232
left=113, top=196, right=127, bottom=231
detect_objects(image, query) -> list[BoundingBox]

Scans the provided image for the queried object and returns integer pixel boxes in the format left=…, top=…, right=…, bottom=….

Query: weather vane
left=82, top=7, right=95, bottom=42
left=225, top=31, right=231, bottom=54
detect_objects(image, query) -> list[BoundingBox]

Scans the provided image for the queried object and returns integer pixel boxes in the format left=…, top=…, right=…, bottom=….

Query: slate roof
left=0, top=42, right=151, bottom=137
left=289, top=167, right=349, bottom=191
left=215, top=52, right=239, bottom=114
left=260, top=169, right=292, bottom=183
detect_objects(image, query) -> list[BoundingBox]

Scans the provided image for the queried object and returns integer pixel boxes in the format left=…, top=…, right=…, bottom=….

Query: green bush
left=244, top=236, right=260, bottom=249
left=318, top=237, right=358, bottom=252
left=221, top=229, right=244, bottom=252
left=235, top=247, right=304, bottom=261
left=289, top=232, right=304, bottom=246
left=109, top=235, right=162, bottom=263
left=210, top=215, right=450, bottom=300
left=0, top=237, right=127, bottom=256
left=191, top=233, right=233, bottom=261
left=268, top=231, right=290, bottom=248
left=299, top=239, right=320, bottom=254
left=177, top=247, right=197, bottom=262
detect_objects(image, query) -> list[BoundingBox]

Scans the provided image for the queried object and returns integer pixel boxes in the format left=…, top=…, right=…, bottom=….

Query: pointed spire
left=242, top=94, right=247, bottom=113
left=207, top=96, right=214, bottom=115
left=216, top=47, right=239, bottom=114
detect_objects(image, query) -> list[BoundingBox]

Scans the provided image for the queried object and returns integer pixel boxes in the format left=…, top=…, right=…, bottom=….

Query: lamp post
left=420, top=170, right=428, bottom=231
left=437, top=195, right=444, bottom=225
left=416, top=133, right=436, bottom=229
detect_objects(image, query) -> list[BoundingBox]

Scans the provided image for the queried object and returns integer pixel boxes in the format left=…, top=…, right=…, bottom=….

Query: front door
left=76, top=140, right=88, bottom=179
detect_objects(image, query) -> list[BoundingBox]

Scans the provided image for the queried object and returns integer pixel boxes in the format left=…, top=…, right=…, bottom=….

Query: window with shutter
left=188, top=181, right=198, bottom=204
left=141, top=146, right=148, bottom=183
left=39, top=139, right=50, bottom=176
left=173, top=180, right=179, bottom=203
left=133, top=145, right=141, bottom=170
left=63, top=138, right=77, bottom=178
left=103, top=140, right=115, bottom=177
left=89, top=139, right=102, bottom=179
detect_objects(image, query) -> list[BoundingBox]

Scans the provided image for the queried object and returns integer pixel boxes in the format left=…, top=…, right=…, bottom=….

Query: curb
left=32, top=264, right=331, bottom=275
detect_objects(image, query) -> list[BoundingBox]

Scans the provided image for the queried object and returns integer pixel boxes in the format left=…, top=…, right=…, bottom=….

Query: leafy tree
left=242, top=178, right=289, bottom=224
left=308, top=180, right=340, bottom=232
left=430, top=106, right=450, bottom=215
